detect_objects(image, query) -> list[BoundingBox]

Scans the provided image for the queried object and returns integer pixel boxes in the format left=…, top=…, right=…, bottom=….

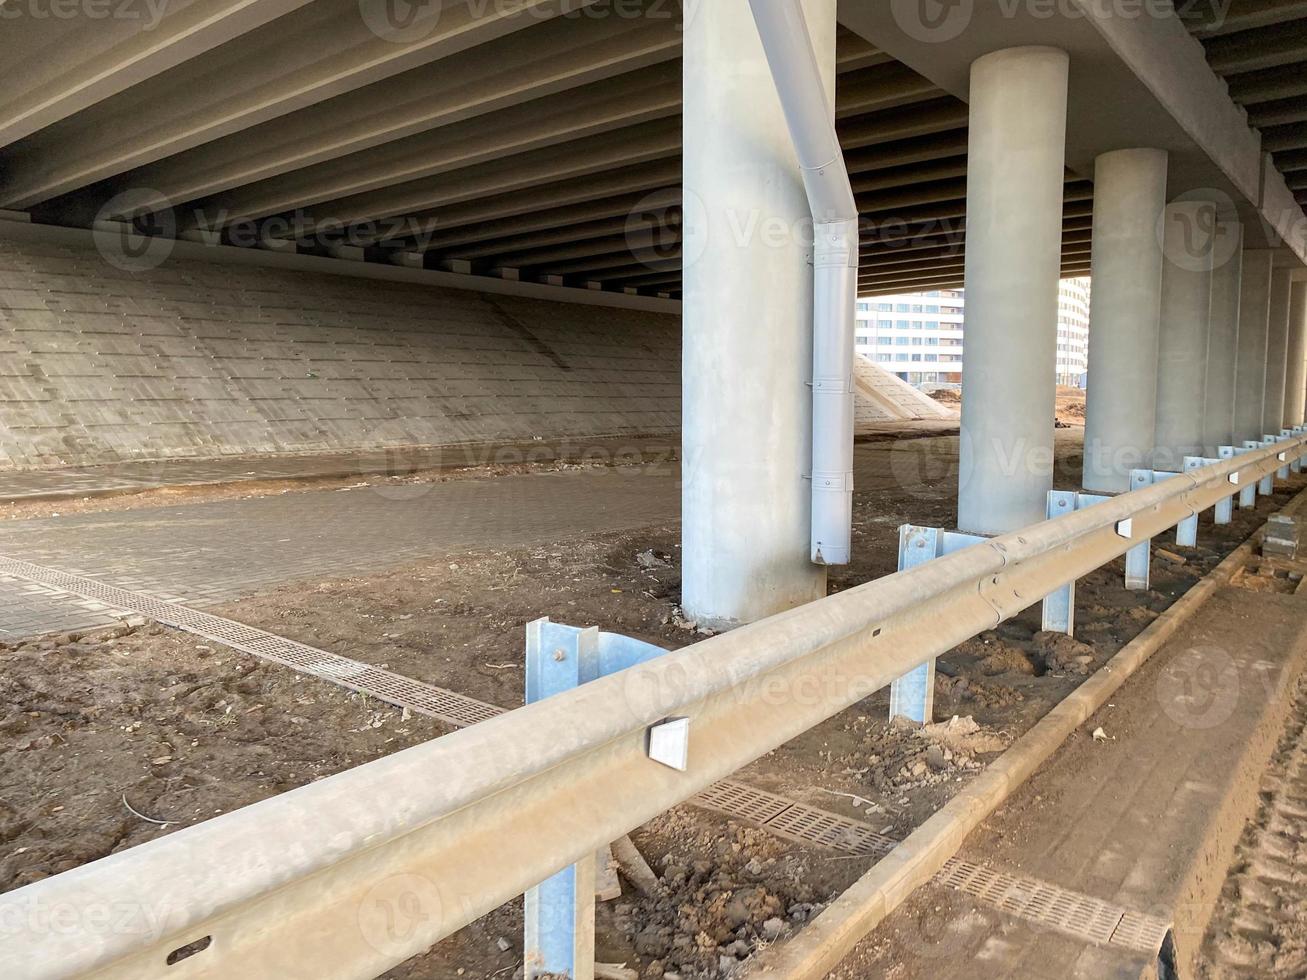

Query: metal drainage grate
left=1110, top=910, right=1173, bottom=952
left=694, top=780, right=796, bottom=825
left=699, top=780, right=1170, bottom=956
left=936, top=857, right=1127, bottom=946
left=766, top=802, right=898, bottom=858
left=0, top=555, right=504, bottom=729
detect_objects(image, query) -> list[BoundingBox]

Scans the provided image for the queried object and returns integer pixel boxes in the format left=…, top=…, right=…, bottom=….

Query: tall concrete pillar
left=1234, top=250, right=1273, bottom=442
left=1264, top=269, right=1293, bottom=434
left=1202, top=222, right=1243, bottom=454
left=1082, top=148, right=1168, bottom=493
left=958, top=47, right=1069, bottom=535
left=1284, top=280, right=1307, bottom=427
left=1153, top=201, right=1215, bottom=468
left=681, top=0, right=834, bottom=628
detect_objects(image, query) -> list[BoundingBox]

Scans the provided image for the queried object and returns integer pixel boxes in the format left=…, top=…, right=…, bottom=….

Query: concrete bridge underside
left=3, top=0, right=1307, bottom=632
left=3, top=0, right=1302, bottom=300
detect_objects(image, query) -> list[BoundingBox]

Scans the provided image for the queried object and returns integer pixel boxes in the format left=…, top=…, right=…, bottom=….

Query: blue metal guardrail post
left=1184, top=456, right=1233, bottom=527
left=523, top=618, right=671, bottom=980
left=1222, top=445, right=1259, bottom=509
left=888, top=524, right=984, bottom=723
left=1130, top=468, right=1205, bottom=545
left=1041, top=490, right=1110, bottom=633
left=891, top=450, right=1259, bottom=719
left=1021, top=463, right=1244, bottom=636
left=1260, top=436, right=1278, bottom=495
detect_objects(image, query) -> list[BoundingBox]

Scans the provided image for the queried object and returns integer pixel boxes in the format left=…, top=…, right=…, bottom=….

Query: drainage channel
left=0, top=555, right=502, bottom=729
left=0, top=554, right=1170, bottom=956
left=695, top=780, right=1171, bottom=954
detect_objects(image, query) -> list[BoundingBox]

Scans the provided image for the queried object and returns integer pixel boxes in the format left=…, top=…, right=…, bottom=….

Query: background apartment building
left=856, top=278, right=1091, bottom=389
left=855, top=289, right=966, bottom=386
left=1054, top=278, right=1091, bottom=386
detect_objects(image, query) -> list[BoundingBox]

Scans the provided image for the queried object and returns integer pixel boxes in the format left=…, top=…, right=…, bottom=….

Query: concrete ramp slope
left=853, top=355, right=957, bottom=431
left=0, top=236, right=679, bottom=469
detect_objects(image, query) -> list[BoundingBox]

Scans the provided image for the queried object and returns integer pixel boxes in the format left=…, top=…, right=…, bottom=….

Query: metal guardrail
left=2, top=432, right=1305, bottom=980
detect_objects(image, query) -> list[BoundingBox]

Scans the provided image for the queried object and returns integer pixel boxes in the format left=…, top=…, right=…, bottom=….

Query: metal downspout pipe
left=748, top=0, right=859, bottom=565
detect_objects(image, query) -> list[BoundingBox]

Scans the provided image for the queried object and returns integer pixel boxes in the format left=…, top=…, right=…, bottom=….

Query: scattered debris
left=816, top=788, right=881, bottom=812
left=664, top=607, right=699, bottom=632
left=611, top=834, right=661, bottom=897
left=611, top=817, right=819, bottom=978
left=597, top=844, right=623, bottom=902
left=636, top=549, right=672, bottom=570
left=122, top=794, right=171, bottom=828
left=1033, top=631, right=1096, bottom=676
left=918, top=715, right=1010, bottom=756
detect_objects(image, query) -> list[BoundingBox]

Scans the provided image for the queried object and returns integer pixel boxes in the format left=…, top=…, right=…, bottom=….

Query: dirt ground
left=928, top=384, right=1085, bottom=427
left=1055, top=384, right=1087, bottom=424
left=0, top=432, right=1296, bottom=980
left=1199, top=674, right=1307, bottom=978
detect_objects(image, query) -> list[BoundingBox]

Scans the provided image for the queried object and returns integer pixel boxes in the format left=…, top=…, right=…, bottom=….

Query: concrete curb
left=745, top=487, right=1307, bottom=980
left=0, top=436, right=682, bottom=505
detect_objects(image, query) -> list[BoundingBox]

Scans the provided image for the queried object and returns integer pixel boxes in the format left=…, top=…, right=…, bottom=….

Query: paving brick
left=0, top=463, right=681, bottom=637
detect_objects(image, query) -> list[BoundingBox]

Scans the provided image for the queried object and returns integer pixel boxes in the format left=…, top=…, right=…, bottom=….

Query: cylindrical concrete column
left=1202, top=222, right=1243, bottom=454
left=1284, top=280, right=1307, bottom=427
left=1082, top=148, right=1168, bottom=493
left=1153, top=200, right=1215, bottom=468
left=1234, top=250, right=1273, bottom=442
left=958, top=47, right=1069, bottom=535
left=681, top=0, right=834, bottom=628
left=1264, top=269, right=1293, bottom=434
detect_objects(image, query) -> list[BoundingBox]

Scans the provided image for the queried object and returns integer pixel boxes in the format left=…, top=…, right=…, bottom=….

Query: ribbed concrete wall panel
left=0, top=237, right=681, bottom=468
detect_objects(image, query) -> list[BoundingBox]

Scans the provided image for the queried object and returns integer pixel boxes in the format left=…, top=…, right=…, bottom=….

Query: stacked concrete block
left=1264, top=515, right=1299, bottom=559
left=0, top=238, right=681, bottom=467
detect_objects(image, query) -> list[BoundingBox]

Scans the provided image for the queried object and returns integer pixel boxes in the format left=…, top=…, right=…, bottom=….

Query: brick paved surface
left=0, top=464, right=680, bottom=637
left=0, top=432, right=1071, bottom=639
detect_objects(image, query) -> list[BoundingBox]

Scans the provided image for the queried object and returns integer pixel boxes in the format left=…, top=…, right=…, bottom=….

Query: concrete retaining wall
left=0, top=235, right=681, bottom=468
